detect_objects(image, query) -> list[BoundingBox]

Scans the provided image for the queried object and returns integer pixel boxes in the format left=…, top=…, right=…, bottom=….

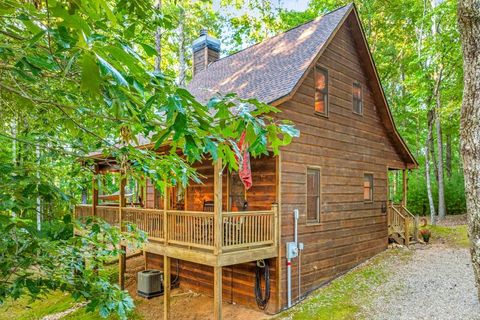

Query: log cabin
left=75, top=3, right=418, bottom=319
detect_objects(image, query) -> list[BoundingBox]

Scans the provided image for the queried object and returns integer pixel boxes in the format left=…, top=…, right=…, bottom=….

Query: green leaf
left=95, top=53, right=128, bottom=87
left=81, top=52, right=100, bottom=94
left=137, top=42, right=157, bottom=57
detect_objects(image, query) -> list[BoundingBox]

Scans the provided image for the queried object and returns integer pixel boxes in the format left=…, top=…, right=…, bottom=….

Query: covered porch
left=74, top=153, right=280, bottom=319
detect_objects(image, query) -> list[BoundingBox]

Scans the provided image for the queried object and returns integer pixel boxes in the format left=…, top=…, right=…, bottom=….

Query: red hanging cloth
left=236, top=131, right=253, bottom=190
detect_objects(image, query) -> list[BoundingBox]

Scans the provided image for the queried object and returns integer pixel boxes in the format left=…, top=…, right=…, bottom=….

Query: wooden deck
left=75, top=204, right=279, bottom=267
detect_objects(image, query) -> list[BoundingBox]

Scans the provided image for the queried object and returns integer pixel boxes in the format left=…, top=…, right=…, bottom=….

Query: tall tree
left=426, top=109, right=437, bottom=225
left=431, top=0, right=447, bottom=220
left=458, top=0, right=480, bottom=300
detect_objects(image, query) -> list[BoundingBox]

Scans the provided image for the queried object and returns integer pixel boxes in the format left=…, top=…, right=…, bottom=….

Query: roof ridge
left=205, top=3, right=352, bottom=68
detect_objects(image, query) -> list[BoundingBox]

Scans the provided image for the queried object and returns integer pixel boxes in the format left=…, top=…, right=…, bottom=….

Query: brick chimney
left=192, top=29, right=220, bottom=76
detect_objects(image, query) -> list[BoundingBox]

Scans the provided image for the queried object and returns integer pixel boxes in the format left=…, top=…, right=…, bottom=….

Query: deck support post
left=213, top=265, right=222, bottom=320
left=402, top=169, right=407, bottom=207
left=213, top=158, right=223, bottom=255
left=163, top=255, right=171, bottom=320
left=119, top=245, right=126, bottom=289
left=118, top=172, right=126, bottom=289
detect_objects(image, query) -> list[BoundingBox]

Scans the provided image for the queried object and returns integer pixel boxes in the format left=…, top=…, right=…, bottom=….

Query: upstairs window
left=307, top=168, right=321, bottom=223
left=353, top=82, right=363, bottom=114
left=364, top=173, right=373, bottom=202
left=314, top=67, right=328, bottom=115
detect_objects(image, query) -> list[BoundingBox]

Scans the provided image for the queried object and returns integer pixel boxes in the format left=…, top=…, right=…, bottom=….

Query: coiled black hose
left=254, top=259, right=270, bottom=310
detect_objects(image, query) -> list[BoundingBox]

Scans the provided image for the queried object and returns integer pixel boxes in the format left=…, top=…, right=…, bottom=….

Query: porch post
left=402, top=169, right=407, bottom=207
left=118, top=171, right=127, bottom=290
left=213, top=158, right=223, bottom=320
left=213, top=158, right=223, bottom=255
left=163, top=181, right=170, bottom=320
left=163, top=180, right=168, bottom=242
left=272, top=203, right=279, bottom=248
left=92, top=165, right=99, bottom=216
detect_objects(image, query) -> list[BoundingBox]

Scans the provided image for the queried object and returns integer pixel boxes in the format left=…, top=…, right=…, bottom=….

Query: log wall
left=145, top=155, right=277, bottom=212
left=274, top=20, right=407, bottom=308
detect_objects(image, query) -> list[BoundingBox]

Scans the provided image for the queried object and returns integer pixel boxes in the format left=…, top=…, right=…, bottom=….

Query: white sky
left=213, top=0, right=311, bottom=15
left=212, top=0, right=312, bottom=53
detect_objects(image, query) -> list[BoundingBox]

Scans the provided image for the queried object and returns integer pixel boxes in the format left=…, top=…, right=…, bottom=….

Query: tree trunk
left=430, top=0, right=447, bottom=220
left=426, top=115, right=437, bottom=226
left=11, top=118, right=17, bottom=218
left=177, top=8, right=186, bottom=87
left=154, top=0, right=162, bottom=72
left=446, top=131, right=452, bottom=178
left=36, top=143, right=41, bottom=231
left=458, top=0, right=480, bottom=300
left=435, top=93, right=446, bottom=219
left=427, top=109, right=438, bottom=181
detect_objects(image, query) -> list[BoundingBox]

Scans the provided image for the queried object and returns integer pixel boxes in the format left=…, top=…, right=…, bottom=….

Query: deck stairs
left=388, top=203, right=419, bottom=246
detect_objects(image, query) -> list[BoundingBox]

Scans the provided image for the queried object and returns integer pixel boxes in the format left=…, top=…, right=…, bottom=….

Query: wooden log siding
left=274, top=21, right=405, bottom=306
left=145, top=155, right=277, bottom=212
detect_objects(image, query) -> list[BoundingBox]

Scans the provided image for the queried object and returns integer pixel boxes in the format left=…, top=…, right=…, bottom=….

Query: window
left=364, top=173, right=373, bottom=202
left=307, top=168, right=321, bottom=223
left=353, top=82, right=363, bottom=114
left=314, top=67, right=328, bottom=115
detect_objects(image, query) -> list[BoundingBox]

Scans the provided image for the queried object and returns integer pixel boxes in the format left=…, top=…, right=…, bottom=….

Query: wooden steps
left=387, top=204, right=419, bottom=246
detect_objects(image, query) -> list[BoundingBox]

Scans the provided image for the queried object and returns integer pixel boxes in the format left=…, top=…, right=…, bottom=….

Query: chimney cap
left=192, top=29, right=221, bottom=53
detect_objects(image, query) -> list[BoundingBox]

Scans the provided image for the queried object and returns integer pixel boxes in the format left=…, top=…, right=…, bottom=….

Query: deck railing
left=222, top=210, right=276, bottom=251
left=167, top=210, right=215, bottom=250
left=76, top=205, right=120, bottom=226
left=122, top=208, right=164, bottom=241
left=74, top=205, right=278, bottom=253
left=75, top=204, right=92, bottom=221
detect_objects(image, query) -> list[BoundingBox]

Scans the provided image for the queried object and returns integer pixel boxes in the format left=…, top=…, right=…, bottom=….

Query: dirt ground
left=436, top=213, right=467, bottom=226
left=124, top=256, right=270, bottom=320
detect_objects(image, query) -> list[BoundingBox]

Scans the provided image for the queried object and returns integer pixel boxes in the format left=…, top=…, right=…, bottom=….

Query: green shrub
left=406, top=171, right=466, bottom=216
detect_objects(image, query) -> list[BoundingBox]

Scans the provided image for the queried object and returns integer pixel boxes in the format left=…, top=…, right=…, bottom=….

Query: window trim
left=363, top=173, right=374, bottom=203
left=352, top=81, right=363, bottom=115
left=314, top=66, right=329, bottom=117
left=306, top=166, right=322, bottom=224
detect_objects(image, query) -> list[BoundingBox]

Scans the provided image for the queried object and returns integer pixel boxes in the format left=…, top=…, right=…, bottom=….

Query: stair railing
left=388, top=203, right=408, bottom=244
left=400, top=205, right=419, bottom=243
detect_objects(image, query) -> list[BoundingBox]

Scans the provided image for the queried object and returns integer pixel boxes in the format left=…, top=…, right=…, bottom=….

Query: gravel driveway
left=367, top=245, right=480, bottom=320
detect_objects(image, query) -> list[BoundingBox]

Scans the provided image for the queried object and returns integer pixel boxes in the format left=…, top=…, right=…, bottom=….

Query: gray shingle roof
left=187, top=4, right=352, bottom=104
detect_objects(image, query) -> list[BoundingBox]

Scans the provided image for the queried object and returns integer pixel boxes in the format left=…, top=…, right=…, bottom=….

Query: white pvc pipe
left=287, top=258, right=292, bottom=308
left=298, top=248, right=301, bottom=301
left=294, top=209, right=300, bottom=302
